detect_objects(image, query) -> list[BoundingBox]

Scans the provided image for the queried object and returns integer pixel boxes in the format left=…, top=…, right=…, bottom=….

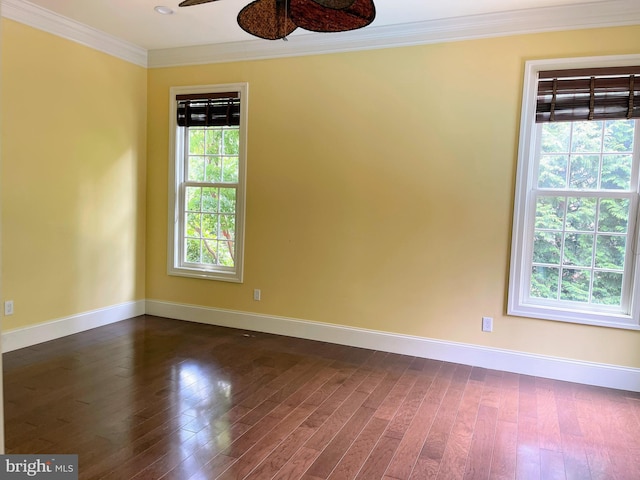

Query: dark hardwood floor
left=3, top=315, right=640, bottom=479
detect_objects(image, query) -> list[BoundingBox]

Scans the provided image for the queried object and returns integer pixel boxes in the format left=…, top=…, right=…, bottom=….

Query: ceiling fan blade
left=237, top=0, right=298, bottom=40
left=178, top=0, right=221, bottom=7
left=289, top=0, right=375, bottom=33
left=311, top=0, right=356, bottom=8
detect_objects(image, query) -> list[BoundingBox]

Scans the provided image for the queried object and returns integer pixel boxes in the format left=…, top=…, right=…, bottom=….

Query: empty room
left=1, top=0, right=640, bottom=478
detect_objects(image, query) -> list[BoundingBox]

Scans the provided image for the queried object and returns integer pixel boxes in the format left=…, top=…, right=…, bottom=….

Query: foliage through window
left=168, top=84, right=248, bottom=282
left=509, top=57, right=640, bottom=329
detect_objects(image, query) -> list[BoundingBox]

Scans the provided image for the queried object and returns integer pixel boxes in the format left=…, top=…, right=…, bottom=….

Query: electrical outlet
left=482, top=316, right=493, bottom=332
left=253, top=289, right=261, bottom=301
left=5, top=300, right=14, bottom=316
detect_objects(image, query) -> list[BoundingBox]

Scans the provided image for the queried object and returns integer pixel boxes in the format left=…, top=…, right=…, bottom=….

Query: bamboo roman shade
left=536, top=66, right=640, bottom=123
left=177, top=92, right=240, bottom=127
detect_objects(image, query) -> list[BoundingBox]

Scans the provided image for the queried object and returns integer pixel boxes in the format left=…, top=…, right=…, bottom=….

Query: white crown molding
left=2, top=0, right=638, bottom=69
left=146, top=300, right=640, bottom=392
left=148, top=0, right=640, bottom=67
left=0, top=0, right=148, bottom=67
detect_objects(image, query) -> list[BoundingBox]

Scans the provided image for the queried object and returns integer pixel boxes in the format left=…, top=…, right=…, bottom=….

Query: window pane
left=202, top=240, right=217, bottom=264
left=224, top=129, right=240, bottom=154
left=592, top=271, right=623, bottom=306
left=206, top=129, right=222, bottom=155
left=223, top=157, right=239, bottom=183
left=571, top=121, right=603, bottom=152
left=202, top=214, right=218, bottom=239
left=597, top=199, right=629, bottom=233
left=219, top=241, right=235, bottom=266
left=604, top=119, right=635, bottom=152
left=186, top=187, right=202, bottom=211
left=219, top=215, right=235, bottom=240
left=188, top=156, right=205, bottom=182
left=530, top=266, right=559, bottom=299
left=541, top=122, right=570, bottom=153
left=219, top=188, right=236, bottom=213
left=533, top=231, right=561, bottom=264
left=560, top=269, right=591, bottom=302
left=186, top=213, right=201, bottom=238
left=185, top=239, right=201, bottom=263
left=595, top=235, right=626, bottom=270
left=189, top=129, right=205, bottom=154
left=201, top=187, right=218, bottom=212
left=206, top=157, right=222, bottom=182
left=569, top=155, right=599, bottom=189
left=535, top=196, right=565, bottom=229
left=538, top=155, right=568, bottom=188
left=565, top=197, right=596, bottom=231
left=563, top=233, right=594, bottom=267
left=601, top=155, right=632, bottom=190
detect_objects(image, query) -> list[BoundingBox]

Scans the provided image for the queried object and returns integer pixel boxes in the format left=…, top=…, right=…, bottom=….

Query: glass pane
left=189, top=129, right=205, bottom=155
left=597, top=199, right=629, bottom=233
left=601, top=155, right=632, bottom=190
left=219, top=188, right=237, bottom=213
left=185, top=187, right=202, bottom=212
left=185, top=213, right=201, bottom=238
left=185, top=239, right=201, bottom=263
left=206, top=157, right=222, bottom=183
left=202, top=240, right=217, bottom=264
left=592, top=271, right=623, bottom=306
left=533, top=231, right=561, bottom=264
left=224, top=129, right=240, bottom=155
left=201, top=188, right=218, bottom=212
left=530, top=266, right=559, bottom=300
left=202, top=214, right=218, bottom=239
left=206, top=129, right=222, bottom=155
left=538, top=155, right=568, bottom=188
left=223, top=157, right=239, bottom=183
left=188, top=156, right=205, bottom=182
left=565, top=197, right=596, bottom=231
left=569, top=155, right=599, bottom=189
left=535, top=196, right=565, bottom=230
left=218, top=241, right=235, bottom=267
left=571, top=121, right=603, bottom=152
left=595, top=235, right=626, bottom=270
left=560, top=268, right=591, bottom=302
left=540, top=123, right=570, bottom=153
left=563, top=233, right=594, bottom=267
left=219, top=215, right=235, bottom=240
left=603, top=119, right=635, bottom=152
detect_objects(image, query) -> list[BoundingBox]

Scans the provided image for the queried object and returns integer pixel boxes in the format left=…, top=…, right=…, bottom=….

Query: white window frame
left=508, top=55, right=640, bottom=330
left=167, top=83, right=248, bottom=283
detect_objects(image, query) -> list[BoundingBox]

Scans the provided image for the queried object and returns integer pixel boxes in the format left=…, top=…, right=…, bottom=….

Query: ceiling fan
left=178, top=0, right=376, bottom=40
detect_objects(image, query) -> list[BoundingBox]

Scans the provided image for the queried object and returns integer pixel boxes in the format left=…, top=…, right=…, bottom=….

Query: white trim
left=146, top=300, right=640, bottom=392
left=1, top=300, right=145, bottom=353
left=147, top=0, right=640, bottom=67
left=0, top=0, right=147, bottom=67
left=2, top=0, right=639, bottom=69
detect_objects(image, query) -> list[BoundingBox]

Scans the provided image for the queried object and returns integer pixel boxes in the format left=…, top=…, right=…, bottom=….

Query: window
left=509, top=57, right=640, bottom=329
left=168, top=83, right=248, bottom=282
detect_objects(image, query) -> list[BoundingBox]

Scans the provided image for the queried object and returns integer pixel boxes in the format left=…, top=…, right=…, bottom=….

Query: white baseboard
left=146, top=299, right=640, bottom=393
left=2, top=300, right=146, bottom=353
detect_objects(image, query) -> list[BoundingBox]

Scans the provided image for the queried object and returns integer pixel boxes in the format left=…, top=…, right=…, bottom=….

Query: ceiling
left=13, top=0, right=617, bottom=50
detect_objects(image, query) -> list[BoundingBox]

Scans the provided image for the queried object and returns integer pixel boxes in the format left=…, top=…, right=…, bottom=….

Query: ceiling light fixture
left=178, top=0, right=376, bottom=40
left=154, top=6, right=175, bottom=15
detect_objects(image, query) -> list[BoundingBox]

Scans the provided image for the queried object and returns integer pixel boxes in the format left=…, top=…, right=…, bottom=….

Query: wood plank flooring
left=3, top=315, right=640, bottom=479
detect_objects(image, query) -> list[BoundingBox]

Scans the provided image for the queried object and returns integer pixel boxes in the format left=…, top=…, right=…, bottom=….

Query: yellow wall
left=1, top=19, right=147, bottom=330
left=147, top=25, right=640, bottom=368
